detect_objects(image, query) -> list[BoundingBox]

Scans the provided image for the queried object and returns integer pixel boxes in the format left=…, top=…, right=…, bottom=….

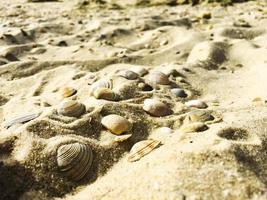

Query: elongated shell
left=93, top=87, right=117, bottom=101
left=146, top=71, right=170, bottom=85
left=61, top=87, right=77, bottom=98
left=130, top=66, right=148, bottom=77
left=101, top=114, right=131, bottom=135
left=143, top=99, right=172, bottom=117
left=179, top=122, right=208, bottom=133
left=57, top=142, right=93, bottom=181
left=90, top=79, right=113, bottom=95
left=185, top=100, right=208, bottom=109
left=3, top=112, right=41, bottom=129
left=118, top=70, right=138, bottom=80
left=58, top=100, right=85, bottom=117
left=128, top=140, right=160, bottom=162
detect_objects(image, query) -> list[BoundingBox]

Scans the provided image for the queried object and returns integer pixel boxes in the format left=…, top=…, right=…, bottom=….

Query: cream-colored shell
left=90, top=79, right=113, bottom=95
left=184, top=110, right=214, bottom=124
left=101, top=114, right=131, bottom=135
left=93, top=87, right=116, bottom=101
left=146, top=71, right=170, bottom=85
left=58, top=100, right=85, bottom=117
left=143, top=99, right=172, bottom=117
left=185, top=100, right=208, bottom=109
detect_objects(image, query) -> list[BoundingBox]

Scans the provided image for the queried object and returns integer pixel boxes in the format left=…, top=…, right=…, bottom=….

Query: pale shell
left=146, top=71, right=170, bottom=85
left=179, top=122, right=208, bottom=133
left=185, top=100, right=208, bottom=109
left=3, top=112, right=41, bottom=129
left=170, top=88, right=187, bottom=98
left=58, top=100, right=85, bottom=117
left=130, top=66, right=148, bottom=77
left=128, top=139, right=161, bottom=162
left=101, top=114, right=131, bottom=135
left=114, top=134, right=132, bottom=142
left=90, top=79, right=113, bottom=94
left=61, top=87, right=77, bottom=98
left=93, top=87, right=117, bottom=101
left=184, top=110, right=214, bottom=124
left=143, top=99, right=172, bottom=117
left=57, top=142, right=93, bottom=181
left=118, top=70, right=138, bottom=80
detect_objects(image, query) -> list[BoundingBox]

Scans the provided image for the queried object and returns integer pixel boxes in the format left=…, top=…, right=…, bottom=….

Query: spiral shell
left=58, top=100, right=85, bottom=117
left=101, top=114, right=131, bottom=135
left=179, top=122, right=208, bottom=133
left=185, top=100, right=208, bottom=109
left=130, top=66, right=148, bottom=77
left=93, top=87, right=117, bottom=101
left=128, top=139, right=161, bottom=162
left=3, top=112, right=41, bottom=129
left=57, top=142, right=93, bottom=181
left=143, top=99, right=172, bottom=117
left=90, top=79, right=113, bottom=95
left=61, top=87, right=77, bottom=98
left=146, top=71, right=170, bottom=85
left=118, top=70, right=138, bottom=80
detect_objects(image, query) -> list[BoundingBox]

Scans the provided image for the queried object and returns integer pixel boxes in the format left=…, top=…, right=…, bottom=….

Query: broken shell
left=90, top=79, right=113, bottom=94
left=61, top=87, right=77, bottom=98
left=101, top=114, right=131, bottom=135
left=146, top=71, right=170, bottom=85
left=185, top=100, right=208, bottom=109
left=114, top=134, right=132, bottom=142
left=93, top=87, right=117, bottom=101
left=130, top=66, right=148, bottom=76
left=58, top=100, right=85, bottom=117
left=118, top=70, right=138, bottom=80
left=184, top=110, right=214, bottom=124
left=128, top=139, right=161, bottom=162
left=171, top=88, right=187, bottom=98
left=3, top=112, right=41, bottom=129
left=57, top=142, right=93, bottom=181
left=179, top=122, right=208, bottom=133
left=143, top=99, right=172, bottom=117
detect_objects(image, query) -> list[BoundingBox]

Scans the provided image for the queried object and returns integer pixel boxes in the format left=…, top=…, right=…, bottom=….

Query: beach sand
left=0, top=0, right=267, bottom=199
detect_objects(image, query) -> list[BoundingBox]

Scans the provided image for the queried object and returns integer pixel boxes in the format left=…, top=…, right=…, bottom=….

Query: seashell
left=118, top=70, right=138, bottom=80
left=130, top=66, right=148, bottom=77
left=3, top=112, right=41, bottom=129
left=185, top=100, right=208, bottom=109
left=58, top=100, right=85, bottom=117
left=128, top=139, right=161, bottom=162
left=143, top=99, right=172, bottom=117
left=171, top=88, right=187, bottom=98
left=93, top=87, right=117, bottom=101
left=61, top=87, right=77, bottom=98
left=179, top=122, right=208, bottom=133
left=101, top=114, right=131, bottom=135
left=146, top=71, right=170, bottom=85
left=184, top=110, right=214, bottom=124
left=90, top=79, right=113, bottom=94
left=57, top=142, right=93, bottom=181
left=114, top=134, right=132, bottom=143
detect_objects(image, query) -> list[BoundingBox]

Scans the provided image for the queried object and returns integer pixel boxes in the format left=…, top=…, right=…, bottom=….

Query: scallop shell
left=90, top=79, right=113, bottom=94
left=179, top=122, right=208, bottom=133
left=128, top=140, right=161, bottom=162
left=61, top=87, right=77, bottom=98
left=58, top=100, right=85, bottom=117
left=171, top=88, right=187, bottom=98
left=101, top=114, right=131, bottom=135
left=3, top=112, right=41, bottom=129
left=185, top=100, right=208, bottom=109
left=57, top=142, right=93, bottom=181
left=118, top=70, right=138, bottom=80
left=130, top=66, right=148, bottom=77
left=184, top=110, right=214, bottom=124
left=93, top=87, right=117, bottom=101
left=146, top=71, right=170, bottom=85
left=143, top=99, right=172, bottom=117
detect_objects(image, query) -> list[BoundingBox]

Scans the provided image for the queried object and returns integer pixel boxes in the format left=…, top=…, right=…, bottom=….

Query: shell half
left=58, top=100, right=85, bottom=117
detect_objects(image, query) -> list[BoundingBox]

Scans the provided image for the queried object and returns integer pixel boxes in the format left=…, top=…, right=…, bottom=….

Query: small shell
left=101, top=114, right=131, bottom=135
left=128, top=139, right=160, bottom=162
left=93, top=87, right=117, bottom=101
left=170, top=88, right=187, bottom=98
left=57, top=142, right=93, bottom=181
left=185, top=100, right=208, bottom=109
left=114, top=134, right=132, bottom=142
left=184, top=110, right=214, bottom=124
left=61, top=87, right=77, bottom=98
left=3, top=112, right=41, bottom=129
left=90, top=79, right=113, bottom=94
left=58, top=100, right=85, bottom=117
left=118, top=70, right=138, bottom=80
left=179, top=122, right=208, bottom=133
left=146, top=71, right=170, bottom=85
left=130, top=66, right=148, bottom=77
left=143, top=99, right=172, bottom=117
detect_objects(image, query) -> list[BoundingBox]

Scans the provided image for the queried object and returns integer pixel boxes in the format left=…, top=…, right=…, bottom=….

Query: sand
left=0, top=0, right=267, bottom=199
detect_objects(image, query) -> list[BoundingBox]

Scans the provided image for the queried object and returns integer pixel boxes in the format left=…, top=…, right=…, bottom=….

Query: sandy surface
left=0, top=0, right=267, bottom=199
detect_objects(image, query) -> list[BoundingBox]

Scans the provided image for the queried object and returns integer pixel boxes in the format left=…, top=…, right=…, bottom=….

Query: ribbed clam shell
left=130, top=66, right=148, bottom=77
left=61, top=87, right=77, bottom=98
left=179, top=122, right=208, bottom=133
left=101, top=114, right=131, bottom=135
left=184, top=110, right=214, bottom=124
left=58, top=100, right=85, bottom=117
left=146, top=71, right=170, bottom=85
left=93, top=87, right=116, bottom=101
left=185, top=100, right=208, bottom=109
left=90, top=79, right=113, bottom=94
left=128, top=140, right=160, bottom=162
left=118, top=70, right=138, bottom=80
left=143, top=99, right=172, bottom=117
left=57, top=142, right=93, bottom=181
left=3, top=112, right=41, bottom=129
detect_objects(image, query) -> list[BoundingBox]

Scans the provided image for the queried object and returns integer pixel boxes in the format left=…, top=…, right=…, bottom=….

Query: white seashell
left=143, top=99, right=172, bottom=117
left=179, top=122, right=208, bottom=133
left=118, top=70, right=138, bottom=80
left=185, top=100, right=208, bottom=109
left=57, top=142, right=93, bottom=181
left=3, top=112, right=41, bottom=129
left=58, top=100, right=85, bottom=117
left=130, top=66, right=148, bottom=77
left=90, top=79, right=113, bottom=95
left=93, top=87, right=117, bottom=101
left=101, top=114, right=131, bottom=135
left=170, top=88, right=187, bottom=98
left=128, top=139, right=161, bottom=162
left=146, top=71, right=170, bottom=85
